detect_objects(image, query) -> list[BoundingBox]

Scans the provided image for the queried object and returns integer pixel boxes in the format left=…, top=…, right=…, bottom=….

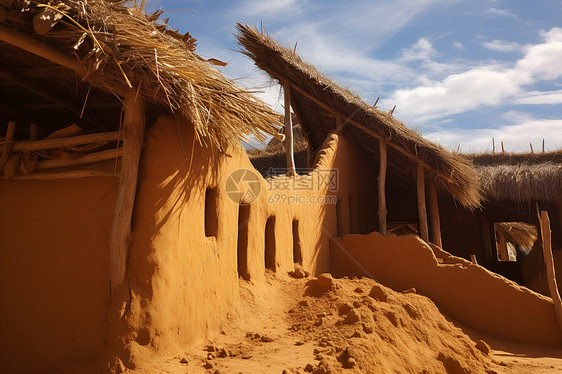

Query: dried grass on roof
left=495, top=222, right=537, bottom=249
left=5, top=1, right=281, bottom=149
left=236, top=23, right=480, bottom=208
left=472, top=151, right=562, bottom=203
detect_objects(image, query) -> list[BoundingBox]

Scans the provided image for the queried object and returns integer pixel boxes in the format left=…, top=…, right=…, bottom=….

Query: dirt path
left=132, top=272, right=562, bottom=374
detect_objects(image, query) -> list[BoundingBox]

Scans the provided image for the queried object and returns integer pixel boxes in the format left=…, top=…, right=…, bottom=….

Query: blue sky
left=150, top=0, right=562, bottom=152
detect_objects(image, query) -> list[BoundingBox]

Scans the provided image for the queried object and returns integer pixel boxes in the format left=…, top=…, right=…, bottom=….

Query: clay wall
left=331, top=231, right=562, bottom=347
left=124, top=115, right=377, bottom=362
left=0, top=176, right=118, bottom=372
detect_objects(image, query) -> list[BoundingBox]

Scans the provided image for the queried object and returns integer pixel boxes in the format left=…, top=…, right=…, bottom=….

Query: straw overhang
left=472, top=152, right=562, bottom=203
left=236, top=23, right=480, bottom=208
left=0, top=1, right=281, bottom=149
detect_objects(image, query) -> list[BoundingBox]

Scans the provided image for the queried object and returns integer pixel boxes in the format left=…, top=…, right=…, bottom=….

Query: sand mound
left=281, top=274, right=495, bottom=374
left=132, top=272, right=504, bottom=373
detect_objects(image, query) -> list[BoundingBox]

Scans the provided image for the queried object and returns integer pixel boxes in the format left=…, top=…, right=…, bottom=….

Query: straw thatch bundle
left=1, top=1, right=281, bottom=149
left=472, top=152, right=562, bottom=203
left=495, top=222, right=537, bottom=249
left=236, top=23, right=480, bottom=208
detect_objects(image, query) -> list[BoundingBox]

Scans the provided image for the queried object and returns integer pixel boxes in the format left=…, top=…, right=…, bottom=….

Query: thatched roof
left=494, top=222, right=537, bottom=249
left=0, top=1, right=280, bottom=149
left=472, top=152, right=562, bottom=203
left=236, top=23, right=480, bottom=208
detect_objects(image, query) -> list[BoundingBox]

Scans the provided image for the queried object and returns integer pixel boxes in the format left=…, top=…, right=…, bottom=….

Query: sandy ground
left=131, top=271, right=562, bottom=374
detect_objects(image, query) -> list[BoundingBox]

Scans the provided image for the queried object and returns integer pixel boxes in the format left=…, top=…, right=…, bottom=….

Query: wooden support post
left=378, top=140, right=387, bottom=235
left=480, top=214, right=493, bottom=267
left=537, top=211, right=562, bottom=332
left=283, top=80, right=296, bottom=177
left=496, top=229, right=508, bottom=261
left=416, top=164, right=429, bottom=242
left=0, top=120, right=15, bottom=172
left=109, top=91, right=145, bottom=294
left=29, top=123, right=39, bottom=140
left=427, top=179, right=442, bottom=247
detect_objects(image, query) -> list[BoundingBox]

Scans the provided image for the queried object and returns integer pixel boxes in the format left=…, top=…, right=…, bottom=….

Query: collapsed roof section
left=0, top=1, right=281, bottom=149
left=236, top=23, right=481, bottom=209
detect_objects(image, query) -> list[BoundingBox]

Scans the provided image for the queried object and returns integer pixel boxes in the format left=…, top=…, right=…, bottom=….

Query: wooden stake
left=109, top=91, right=145, bottom=295
left=543, top=139, right=545, bottom=153
left=537, top=211, right=562, bottom=332
left=492, top=137, right=495, bottom=154
left=389, top=105, right=396, bottom=115
left=428, top=179, right=442, bottom=247
left=283, top=80, right=296, bottom=177
left=378, top=140, right=387, bottom=235
left=373, top=97, right=379, bottom=107
left=501, top=141, right=504, bottom=153
left=0, top=120, right=15, bottom=172
left=530, top=143, right=534, bottom=154
left=416, top=164, right=429, bottom=242
left=470, top=255, right=478, bottom=265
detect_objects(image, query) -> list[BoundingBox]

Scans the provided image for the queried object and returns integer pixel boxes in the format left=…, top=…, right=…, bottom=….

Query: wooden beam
left=288, top=82, right=455, bottom=184
left=537, top=210, right=562, bottom=332
left=35, top=148, right=122, bottom=170
left=0, top=120, right=15, bottom=171
left=283, top=80, right=296, bottom=176
left=416, top=164, right=429, bottom=242
left=109, top=90, right=145, bottom=294
left=427, top=179, right=442, bottom=247
left=378, top=140, right=387, bottom=235
left=12, top=131, right=120, bottom=152
left=0, top=24, right=87, bottom=76
left=2, top=169, right=118, bottom=181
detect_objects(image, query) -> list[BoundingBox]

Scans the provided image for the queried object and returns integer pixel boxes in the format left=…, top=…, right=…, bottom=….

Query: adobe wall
left=0, top=176, right=117, bottom=373
left=331, top=231, right=562, bottom=347
left=123, top=115, right=376, bottom=363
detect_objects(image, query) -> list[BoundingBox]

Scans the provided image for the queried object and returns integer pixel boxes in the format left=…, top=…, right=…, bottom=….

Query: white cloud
left=240, top=0, right=303, bottom=17
left=425, top=118, right=562, bottom=153
left=485, top=8, right=518, bottom=18
left=515, top=90, right=562, bottom=105
left=483, top=40, right=522, bottom=52
left=452, top=41, right=464, bottom=50
left=388, top=27, right=562, bottom=123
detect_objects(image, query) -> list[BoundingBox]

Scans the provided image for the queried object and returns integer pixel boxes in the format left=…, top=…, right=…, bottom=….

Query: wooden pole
left=492, top=137, right=495, bottom=154
left=543, top=139, right=545, bottom=153
left=416, top=164, right=429, bottom=242
left=537, top=211, right=562, bottom=331
left=35, top=148, right=122, bottom=170
left=283, top=80, right=296, bottom=177
left=470, top=255, right=478, bottom=265
left=530, top=143, right=534, bottom=154
left=12, top=131, right=120, bottom=152
left=496, top=229, right=508, bottom=261
left=109, top=90, right=145, bottom=295
left=427, top=178, right=442, bottom=247
left=501, top=141, right=504, bottom=153
left=29, top=123, right=39, bottom=140
left=3, top=169, right=118, bottom=181
left=378, top=140, right=387, bottom=235
left=0, top=24, right=87, bottom=76
left=0, top=120, right=16, bottom=172
left=480, top=214, right=493, bottom=267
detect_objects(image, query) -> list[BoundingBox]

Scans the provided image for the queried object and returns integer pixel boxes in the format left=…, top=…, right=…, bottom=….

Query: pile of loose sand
left=131, top=270, right=510, bottom=373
